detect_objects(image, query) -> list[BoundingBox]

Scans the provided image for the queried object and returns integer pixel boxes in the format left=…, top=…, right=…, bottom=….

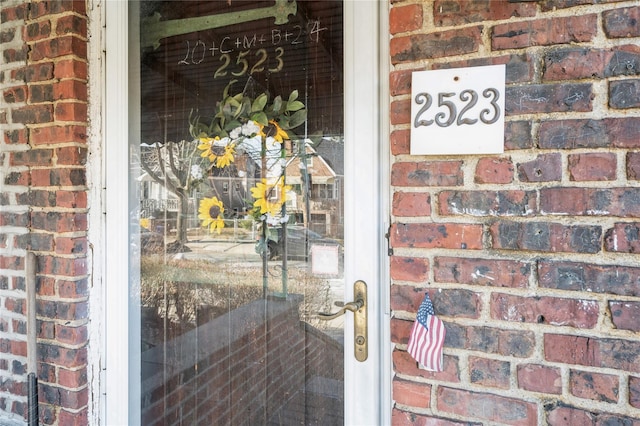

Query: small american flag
left=407, top=292, right=446, bottom=372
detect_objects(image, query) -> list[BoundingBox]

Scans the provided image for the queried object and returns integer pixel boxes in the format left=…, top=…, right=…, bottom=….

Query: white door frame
left=103, top=1, right=390, bottom=424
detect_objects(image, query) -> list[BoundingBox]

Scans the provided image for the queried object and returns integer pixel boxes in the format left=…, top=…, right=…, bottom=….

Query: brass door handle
left=317, top=280, right=368, bottom=362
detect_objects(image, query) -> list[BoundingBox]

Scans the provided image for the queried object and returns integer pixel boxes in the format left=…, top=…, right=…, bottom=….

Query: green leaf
left=252, top=93, right=268, bottom=112
left=225, top=120, right=241, bottom=131
left=288, top=90, right=299, bottom=103
left=286, top=100, right=305, bottom=112
left=287, top=109, right=307, bottom=129
left=250, top=111, right=269, bottom=126
left=223, top=80, right=237, bottom=99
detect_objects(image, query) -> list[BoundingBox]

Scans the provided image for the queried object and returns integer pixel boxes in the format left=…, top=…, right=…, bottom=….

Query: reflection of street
left=178, top=239, right=261, bottom=262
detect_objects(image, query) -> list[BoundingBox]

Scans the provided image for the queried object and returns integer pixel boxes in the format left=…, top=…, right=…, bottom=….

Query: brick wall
left=389, top=1, right=640, bottom=425
left=0, top=0, right=90, bottom=424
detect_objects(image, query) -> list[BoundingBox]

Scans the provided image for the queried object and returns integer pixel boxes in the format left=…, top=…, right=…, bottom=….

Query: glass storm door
left=105, top=1, right=384, bottom=424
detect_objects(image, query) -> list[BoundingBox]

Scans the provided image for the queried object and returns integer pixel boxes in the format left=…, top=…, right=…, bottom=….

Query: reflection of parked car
left=255, top=226, right=341, bottom=260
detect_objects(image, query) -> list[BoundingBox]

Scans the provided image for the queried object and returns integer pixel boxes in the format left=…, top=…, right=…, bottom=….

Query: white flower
left=214, top=137, right=230, bottom=147
left=280, top=214, right=290, bottom=224
left=242, top=121, right=261, bottom=137
left=190, top=165, right=203, bottom=180
left=230, top=126, right=242, bottom=140
left=265, top=213, right=280, bottom=226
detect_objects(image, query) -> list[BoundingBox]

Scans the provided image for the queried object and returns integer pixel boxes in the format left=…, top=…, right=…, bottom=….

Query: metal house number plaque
left=410, top=64, right=505, bottom=156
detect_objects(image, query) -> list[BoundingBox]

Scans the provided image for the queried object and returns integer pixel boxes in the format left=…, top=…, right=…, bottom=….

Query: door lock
left=318, top=280, right=368, bottom=362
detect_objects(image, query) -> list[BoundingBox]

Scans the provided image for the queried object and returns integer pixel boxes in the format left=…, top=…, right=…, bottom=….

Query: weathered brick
left=3, top=85, right=27, bottom=103
left=439, top=190, right=537, bottom=217
left=467, top=326, right=535, bottom=357
left=631, top=376, right=640, bottom=409
left=603, top=6, right=640, bottom=38
left=11, top=104, right=53, bottom=124
left=608, top=301, right=640, bottom=332
left=538, top=260, right=640, bottom=297
left=391, top=26, right=482, bottom=64
left=392, top=408, right=481, bottom=426
left=491, top=293, right=599, bottom=328
left=393, top=348, right=460, bottom=383
left=437, top=386, right=537, bottom=425
left=0, top=27, right=16, bottom=43
left=392, top=192, right=431, bottom=217
left=31, top=168, right=86, bottom=187
left=517, top=364, right=562, bottom=394
left=56, top=146, right=88, bottom=165
left=53, top=79, right=87, bottom=102
left=31, top=211, right=87, bottom=233
left=474, top=157, right=514, bottom=184
left=610, top=79, right=640, bottom=109
left=2, top=46, right=29, bottom=64
left=56, top=14, right=87, bottom=37
left=390, top=70, right=412, bottom=97
left=23, top=19, right=51, bottom=42
left=517, top=153, right=562, bottom=182
left=539, top=117, right=640, bottom=149
left=58, top=367, right=87, bottom=389
left=390, top=223, right=483, bottom=249
left=30, top=125, right=87, bottom=145
left=545, top=405, right=595, bottom=426
left=391, top=285, right=430, bottom=313
left=544, top=334, right=640, bottom=372
left=543, top=46, right=640, bottom=81
left=489, top=221, right=601, bottom=253
left=432, top=288, right=481, bottom=319
left=55, top=236, right=87, bottom=255
left=505, top=84, right=592, bottom=115
left=434, top=256, right=531, bottom=288
left=568, top=153, right=616, bottom=181
left=28, top=82, right=54, bottom=103
left=55, top=324, right=88, bottom=346
left=390, top=99, right=410, bottom=125
left=569, top=370, right=618, bottom=403
left=391, top=161, right=463, bottom=187
left=434, top=0, right=536, bottom=26
left=433, top=53, right=534, bottom=84
left=12, top=62, right=54, bottom=82
left=53, top=58, right=87, bottom=80
left=393, top=378, right=430, bottom=408
left=54, top=101, right=87, bottom=122
left=389, top=4, right=422, bottom=35
left=38, top=256, right=87, bottom=276
left=10, top=148, right=53, bottom=166
left=628, top=152, right=640, bottom=179
left=541, top=187, right=640, bottom=217
left=604, top=222, right=640, bottom=253
left=492, top=15, right=597, bottom=50
left=505, top=121, right=533, bottom=150
left=469, top=357, right=510, bottom=389
left=390, top=257, right=429, bottom=282
left=390, top=129, right=410, bottom=155
left=29, top=35, right=88, bottom=61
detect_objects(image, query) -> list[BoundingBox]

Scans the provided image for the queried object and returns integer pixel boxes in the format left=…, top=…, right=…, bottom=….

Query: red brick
left=391, top=26, right=482, bottom=64
left=628, top=152, right=640, bottom=179
left=608, top=301, right=640, bottom=332
left=603, top=6, right=640, bottom=38
left=391, top=408, right=474, bottom=426
left=433, top=256, right=531, bottom=288
left=546, top=405, right=595, bottom=426
left=538, top=260, right=640, bottom=297
left=544, top=334, right=640, bottom=372
left=58, top=367, right=87, bottom=389
left=469, top=357, right=510, bottom=389
left=55, top=236, right=87, bottom=255
left=30, top=125, right=87, bottom=145
left=491, top=293, right=599, bottom=328
left=55, top=324, right=88, bottom=346
left=56, top=190, right=87, bottom=208
left=393, top=192, right=431, bottom=217
left=54, top=101, right=87, bottom=122
left=392, top=161, right=463, bottom=187
left=390, top=223, right=483, bottom=250
left=568, top=152, right=616, bottom=181
left=390, top=129, right=410, bottom=155
left=393, top=349, right=460, bottom=383
left=474, top=157, right=514, bottom=184
left=517, top=364, right=562, bottom=394
left=1, top=4, right=28, bottom=22
left=23, top=19, right=51, bottom=42
left=390, top=4, right=422, bottom=35
left=433, top=0, right=536, bottom=27
left=28, top=82, right=54, bottom=103
left=390, top=99, right=410, bottom=125
left=433, top=54, right=534, bottom=84
left=3, top=85, right=27, bottom=103
left=631, top=376, right=640, bottom=408
left=53, top=79, right=87, bottom=101
left=390, top=70, right=413, bottom=97
left=57, top=279, right=88, bottom=299
left=489, top=221, right=601, bottom=254
left=505, top=121, right=533, bottom=150
left=10, top=149, right=53, bottom=167
left=539, top=117, right=640, bottom=149
left=438, top=190, right=537, bottom=217
left=492, top=15, right=597, bottom=50
left=11, top=104, right=53, bottom=124
left=56, top=14, right=87, bottom=37
left=505, top=84, right=593, bottom=115
left=390, top=257, right=429, bottom=282
left=393, top=378, right=431, bottom=408
left=56, top=146, right=87, bottom=165
left=569, top=370, right=619, bottom=403
left=54, top=58, right=87, bottom=80
left=517, top=153, right=562, bottom=182
left=12, top=62, right=54, bottom=82
left=610, top=79, right=640, bottom=109
left=541, top=187, right=640, bottom=217
left=29, top=35, right=87, bottom=61
left=437, top=386, right=537, bottom=425
left=604, top=222, right=640, bottom=253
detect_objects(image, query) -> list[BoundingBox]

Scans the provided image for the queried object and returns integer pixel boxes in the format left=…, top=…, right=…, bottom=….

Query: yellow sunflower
left=198, top=196, right=225, bottom=233
left=250, top=177, right=291, bottom=216
left=197, top=136, right=219, bottom=163
left=216, top=143, right=235, bottom=168
left=261, top=120, right=288, bottom=143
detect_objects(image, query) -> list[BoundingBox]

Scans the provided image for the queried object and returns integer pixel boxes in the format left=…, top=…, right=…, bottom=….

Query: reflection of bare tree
left=140, top=140, right=204, bottom=246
